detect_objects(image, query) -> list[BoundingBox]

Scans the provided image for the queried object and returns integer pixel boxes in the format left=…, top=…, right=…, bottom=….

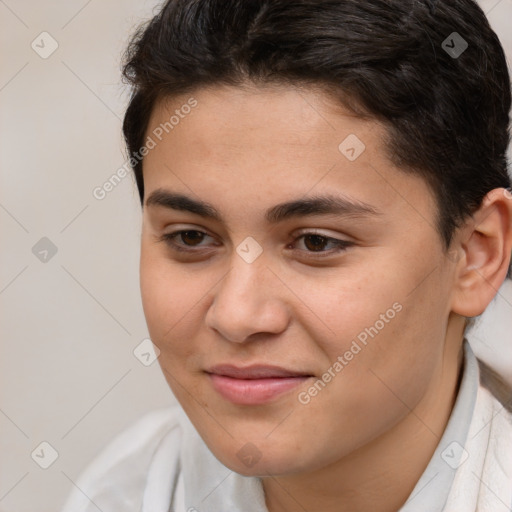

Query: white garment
left=61, top=343, right=512, bottom=512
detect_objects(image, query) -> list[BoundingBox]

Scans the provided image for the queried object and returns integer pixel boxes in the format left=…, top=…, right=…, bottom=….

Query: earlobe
left=451, top=188, right=512, bottom=318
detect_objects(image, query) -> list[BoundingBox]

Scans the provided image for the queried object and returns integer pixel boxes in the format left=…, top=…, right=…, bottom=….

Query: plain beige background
left=0, top=1, right=511, bottom=510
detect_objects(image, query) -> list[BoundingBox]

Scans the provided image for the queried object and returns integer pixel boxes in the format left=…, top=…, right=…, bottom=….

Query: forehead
left=142, top=84, right=437, bottom=228
left=147, top=83, right=381, bottom=155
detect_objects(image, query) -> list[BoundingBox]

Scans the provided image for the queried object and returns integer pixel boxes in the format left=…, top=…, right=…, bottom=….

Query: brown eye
left=179, top=230, right=205, bottom=246
left=302, top=234, right=330, bottom=252
left=160, top=229, right=215, bottom=253
left=292, top=231, right=354, bottom=258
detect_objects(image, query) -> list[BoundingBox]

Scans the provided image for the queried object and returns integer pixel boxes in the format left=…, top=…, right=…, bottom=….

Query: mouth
left=205, top=364, right=314, bottom=405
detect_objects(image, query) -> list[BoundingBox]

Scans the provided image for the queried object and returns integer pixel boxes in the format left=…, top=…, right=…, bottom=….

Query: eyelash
left=158, top=229, right=353, bottom=258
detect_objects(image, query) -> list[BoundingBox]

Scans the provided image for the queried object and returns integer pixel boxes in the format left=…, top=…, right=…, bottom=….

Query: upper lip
left=206, top=364, right=313, bottom=379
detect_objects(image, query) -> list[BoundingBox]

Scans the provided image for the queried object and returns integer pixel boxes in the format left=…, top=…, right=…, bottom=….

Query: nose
left=205, top=255, right=290, bottom=343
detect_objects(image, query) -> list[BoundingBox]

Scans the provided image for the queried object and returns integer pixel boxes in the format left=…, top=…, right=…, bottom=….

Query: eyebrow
left=145, top=188, right=380, bottom=223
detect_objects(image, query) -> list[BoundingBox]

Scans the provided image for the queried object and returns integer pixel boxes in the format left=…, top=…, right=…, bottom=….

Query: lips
left=207, top=364, right=312, bottom=379
left=205, top=364, right=313, bottom=405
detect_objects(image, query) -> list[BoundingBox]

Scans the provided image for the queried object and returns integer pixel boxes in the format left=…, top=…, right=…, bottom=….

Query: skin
left=139, top=83, right=512, bottom=512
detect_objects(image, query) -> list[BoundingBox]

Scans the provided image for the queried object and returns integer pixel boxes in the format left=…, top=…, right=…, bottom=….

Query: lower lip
left=208, top=374, right=311, bottom=405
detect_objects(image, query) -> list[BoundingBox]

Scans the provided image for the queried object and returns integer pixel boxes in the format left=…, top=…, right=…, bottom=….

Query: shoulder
left=60, top=405, right=184, bottom=512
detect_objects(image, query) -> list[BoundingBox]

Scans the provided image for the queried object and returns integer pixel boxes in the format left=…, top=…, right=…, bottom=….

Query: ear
left=450, top=188, right=512, bottom=317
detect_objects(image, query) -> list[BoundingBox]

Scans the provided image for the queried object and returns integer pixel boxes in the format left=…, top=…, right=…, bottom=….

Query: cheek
left=140, top=250, right=171, bottom=337
left=288, top=266, right=402, bottom=358
left=139, top=244, right=200, bottom=353
left=303, top=259, right=448, bottom=401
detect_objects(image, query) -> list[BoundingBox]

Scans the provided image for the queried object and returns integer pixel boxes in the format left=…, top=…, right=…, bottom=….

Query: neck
left=263, top=317, right=466, bottom=512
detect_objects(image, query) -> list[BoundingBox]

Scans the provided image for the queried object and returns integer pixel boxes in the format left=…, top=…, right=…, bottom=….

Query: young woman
left=62, top=0, right=512, bottom=510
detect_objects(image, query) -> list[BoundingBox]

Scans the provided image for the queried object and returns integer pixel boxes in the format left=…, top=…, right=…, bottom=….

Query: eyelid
left=292, top=227, right=352, bottom=240
left=290, top=230, right=354, bottom=257
left=158, top=226, right=354, bottom=259
left=158, top=227, right=218, bottom=252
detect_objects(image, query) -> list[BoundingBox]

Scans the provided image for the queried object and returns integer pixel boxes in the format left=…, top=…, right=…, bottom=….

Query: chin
left=208, top=438, right=315, bottom=478
left=222, top=455, right=297, bottom=478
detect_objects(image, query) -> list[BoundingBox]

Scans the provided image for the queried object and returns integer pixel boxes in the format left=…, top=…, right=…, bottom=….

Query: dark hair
left=122, top=0, right=511, bottom=256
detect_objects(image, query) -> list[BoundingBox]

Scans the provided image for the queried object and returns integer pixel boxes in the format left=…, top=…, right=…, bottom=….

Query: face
left=139, top=84, right=458, bottom=477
